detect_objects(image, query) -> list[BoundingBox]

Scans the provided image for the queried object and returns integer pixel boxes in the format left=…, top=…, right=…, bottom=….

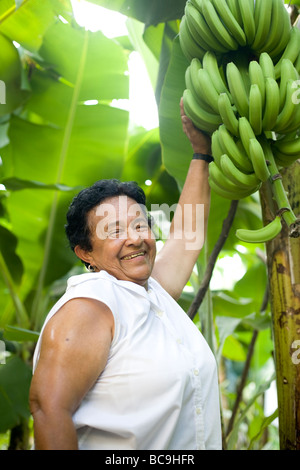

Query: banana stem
left=262, top=138, right=300, bottom=234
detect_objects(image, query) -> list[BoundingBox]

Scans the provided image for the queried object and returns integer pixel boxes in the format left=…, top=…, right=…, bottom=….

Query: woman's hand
left=180, top=97, right=212, bottom=155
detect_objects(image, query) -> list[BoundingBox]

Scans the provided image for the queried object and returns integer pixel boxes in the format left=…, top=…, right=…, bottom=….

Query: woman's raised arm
left=152, top=99, right=212, bottom=299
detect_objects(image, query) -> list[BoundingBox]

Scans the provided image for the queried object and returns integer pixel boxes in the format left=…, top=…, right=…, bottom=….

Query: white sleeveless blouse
left=33, top=270, right=221, bottom=450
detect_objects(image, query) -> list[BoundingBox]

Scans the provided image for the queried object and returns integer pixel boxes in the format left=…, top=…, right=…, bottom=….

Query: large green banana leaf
left=0, top=19, right=130, bottom=329
left=0, top=32, right=29, bottom=116
left=121, top=126, right=179, bottom=207
left=0, top=0, right=73, bottom=52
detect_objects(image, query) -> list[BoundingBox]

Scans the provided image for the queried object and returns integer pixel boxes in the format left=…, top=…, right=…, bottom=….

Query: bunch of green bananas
left=180, top=0, right=300, bottom=243
left=180, top=0, right=293, bottom=60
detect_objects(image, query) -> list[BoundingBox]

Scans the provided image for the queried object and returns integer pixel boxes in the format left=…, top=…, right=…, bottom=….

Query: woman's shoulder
left=66, top=271, right=118, bottom=298
left=43, top=296, right=114, bottom=340
left=66, top=271, right=106, bottom=289
left=40, top=272, right=117, bottom=337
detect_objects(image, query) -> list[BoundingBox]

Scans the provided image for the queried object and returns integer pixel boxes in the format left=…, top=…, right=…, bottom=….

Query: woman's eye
left=136, top=223, right=148, bottom=231
left=108, top=228, right=123, bottom=238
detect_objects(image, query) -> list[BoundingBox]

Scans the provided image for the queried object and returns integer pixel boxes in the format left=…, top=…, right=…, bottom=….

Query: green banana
left=188, top=56, right=202, bottom=77
left=179, top=15, right=206, bottom=61
left=262, top=77, right=280, bottom=131
left=294, top=50, right=300, bottom=75
left=197, top=68, right=221, bottom=113
left=209, top=159, right=255, bottom=193
left=278, top=58, right=299, bottom=108
left=217, top=124, right=253, bottom=173
left=179, top=16, right=194, bottom=62
left=184, top=3, right=212, bottom=52
left=272, top=147, right=300, bottom=168
left=218, top=92, right=239, bottom=137
left=187, top=0, right=229, bottom=53
left=202, top=0, right=239, bottom=51
left=237, top=55, right=252, bottom=92
left=259, top=52, right=275, bottom=79
left=212, top=0, right=246, bottom=46
left=185, top=64, right=196, bottom=97
left=209, top=160, right=245, bottom=192
left=226, top=61, right=249, bottom=117
left=277, top=96, right=300, bottom=133
left=249, top=83, right=262, bottom=135
left=185, top=58, right=200, bottom=88
left=257, top=0, right=290, bottom=58
left=276, top=130, right=299, bottom=142
left=274, top=27, right=300, bottom=79
left=236, top=216, right=282, bottom=243
left=209, top=172, right=260, bottom=200
left=179, top=16, right=193, bottom=62
left=251, top=0, right=272, bottom=51
left=187, top=57, right=203, bottom=83
left=226, top=0, right=243, bottom=27
left=249, top=60, right=266, bottom=107
left=211, top=129, right=224, bottom=168
left=238, top=116, right=256, bottom=158
left=187, top=58, right=217, bottom=113
left=267, top=5, right=292, bottom=59
left=183, top=88, right=222, bottom=134
left=274, top=79, right=299, bottom=133
left=203, top=51, right=231, bottom=96
left=236, top=138, right=255, bottom=166
left=220, top=153, right=260, bottom=188
left=190, top=0, right=205, bottom=13
left=273, top=135, right=300, bottom=155
left=249, top=137, right=271, bottom=182
left=237, top=0, right=255, bottom=45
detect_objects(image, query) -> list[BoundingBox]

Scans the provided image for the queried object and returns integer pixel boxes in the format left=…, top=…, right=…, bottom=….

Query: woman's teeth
left=123, top=251, right=145, bottom=260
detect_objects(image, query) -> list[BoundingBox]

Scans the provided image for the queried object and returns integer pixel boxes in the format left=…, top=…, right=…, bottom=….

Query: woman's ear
left=74, top=245, right=94, bottom=266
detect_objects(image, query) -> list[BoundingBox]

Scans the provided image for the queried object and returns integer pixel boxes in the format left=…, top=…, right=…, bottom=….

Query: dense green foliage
left=0, top=0, right=298, bottom=450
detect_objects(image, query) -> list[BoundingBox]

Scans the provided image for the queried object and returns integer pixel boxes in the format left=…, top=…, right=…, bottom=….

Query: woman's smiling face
left=75, top=195, right=156, bottom=287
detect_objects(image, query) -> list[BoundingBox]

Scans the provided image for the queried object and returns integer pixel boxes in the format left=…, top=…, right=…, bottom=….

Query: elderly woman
left=29, top=100, right=222, bottom=450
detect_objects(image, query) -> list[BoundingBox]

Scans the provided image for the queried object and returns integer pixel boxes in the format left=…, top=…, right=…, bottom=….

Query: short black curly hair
left=65, top=179, right=151, bottom=259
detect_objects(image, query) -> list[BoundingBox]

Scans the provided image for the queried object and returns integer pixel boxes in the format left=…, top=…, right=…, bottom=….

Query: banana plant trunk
left=260, top=160, right=300, bottom=450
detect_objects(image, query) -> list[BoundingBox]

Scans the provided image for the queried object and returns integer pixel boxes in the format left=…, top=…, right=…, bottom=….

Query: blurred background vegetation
left=0, top=0, right=299, bottom=450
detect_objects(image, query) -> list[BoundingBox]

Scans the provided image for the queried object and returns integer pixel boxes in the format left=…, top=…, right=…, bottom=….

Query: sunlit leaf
left=222, top=334, right=246, bottom=361
left=1, top=20, right=130, bottom=329
left=0, top=0, right=73, bottom=52
left=4, top=325, right=39, bottom=342
left=2, top=176, right=81, bottom=192
left=159, top=35, right=190, bottom=190
left=86, top=0, right=186, bottom=26
left=0, top=33, right=29, bottom=116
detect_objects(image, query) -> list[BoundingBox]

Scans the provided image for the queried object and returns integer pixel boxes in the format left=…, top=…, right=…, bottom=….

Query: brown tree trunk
left=260, top=160, right=300, bottom=450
